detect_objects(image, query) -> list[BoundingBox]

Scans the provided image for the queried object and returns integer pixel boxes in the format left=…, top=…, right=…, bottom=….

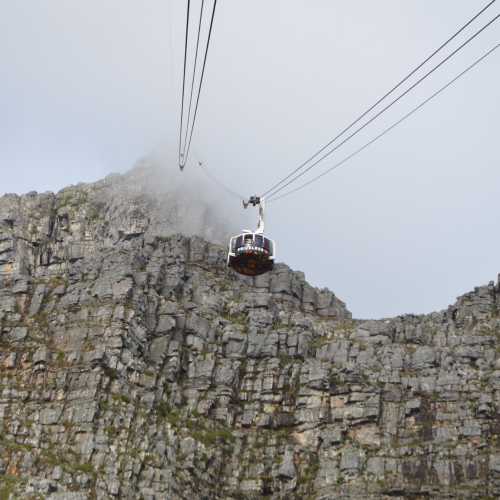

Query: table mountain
left=1, top=165, right=499, bottom=499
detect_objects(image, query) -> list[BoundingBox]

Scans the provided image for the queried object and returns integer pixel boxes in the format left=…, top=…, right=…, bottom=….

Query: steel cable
left=268, top=43, right=500, bottom=204
left=181, top=0, right=205, bottom=163
left=182, top=0, right=218, bottom=169
left=264, top=13, right=500, bottom=199
left=261, top=0, right=497, bottom=198
left=178, top=0, right=191, bottom=168
left=195, top=160, right=246, bottom=201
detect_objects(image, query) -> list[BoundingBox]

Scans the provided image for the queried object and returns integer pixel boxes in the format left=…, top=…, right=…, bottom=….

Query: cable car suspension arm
left=243, top=196, right=265, bottom=234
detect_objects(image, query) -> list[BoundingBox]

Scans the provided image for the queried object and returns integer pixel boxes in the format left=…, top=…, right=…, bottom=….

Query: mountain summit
left=0, top=167, right=499, bottom=499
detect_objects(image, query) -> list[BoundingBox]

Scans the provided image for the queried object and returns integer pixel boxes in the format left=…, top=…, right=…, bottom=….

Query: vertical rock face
left=0, top=167, right=499, bottom=499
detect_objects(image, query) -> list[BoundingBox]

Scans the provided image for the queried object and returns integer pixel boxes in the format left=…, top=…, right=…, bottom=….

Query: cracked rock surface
left=1, top=166, right=500, bottom=499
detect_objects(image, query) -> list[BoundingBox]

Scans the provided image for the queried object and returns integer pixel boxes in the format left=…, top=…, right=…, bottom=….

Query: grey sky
left=1, top=1, right=499, bottom=318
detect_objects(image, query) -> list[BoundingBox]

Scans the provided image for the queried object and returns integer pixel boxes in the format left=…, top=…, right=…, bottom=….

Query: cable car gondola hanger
left=227, top=196, right=276, bottom=277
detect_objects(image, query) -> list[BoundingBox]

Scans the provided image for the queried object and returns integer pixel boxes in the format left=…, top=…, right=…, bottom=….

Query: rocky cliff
left=1, top=166, right=500, bottom=499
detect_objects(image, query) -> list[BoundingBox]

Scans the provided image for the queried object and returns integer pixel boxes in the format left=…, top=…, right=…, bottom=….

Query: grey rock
left=278, top=448, right=296, bottom=479
left=340, top=447, right=363, bottom=472
left=0, top=165, right=499, bottom=500
left=9, top=326, right=28, bottom=341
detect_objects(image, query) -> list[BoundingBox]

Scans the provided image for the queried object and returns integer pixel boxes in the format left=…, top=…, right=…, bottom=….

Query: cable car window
left=255, top=235, right=263, bottom=247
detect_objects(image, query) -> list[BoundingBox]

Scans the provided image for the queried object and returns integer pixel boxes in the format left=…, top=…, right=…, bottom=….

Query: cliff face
left=1, top=167, right=500, bottom=500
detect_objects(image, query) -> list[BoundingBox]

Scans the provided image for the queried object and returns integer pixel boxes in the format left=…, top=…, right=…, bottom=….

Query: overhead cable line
left=261, top=0, right=498, bottom=197
left=264, top=13, right=500, bottom=199
left=178, top=0, right=191, bottom=169
left=268, top=43, right=500, bottom=204
left=181, top=0, right=205, bottom=163
left=182, top=0, right=218, bottom=169
left=196, top=160, right=246, bottom=201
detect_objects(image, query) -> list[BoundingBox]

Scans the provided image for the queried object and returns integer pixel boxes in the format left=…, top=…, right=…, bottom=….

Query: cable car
left=227, top=197, right=276, bottom=276
left=227, top=231, right=275, bottom=276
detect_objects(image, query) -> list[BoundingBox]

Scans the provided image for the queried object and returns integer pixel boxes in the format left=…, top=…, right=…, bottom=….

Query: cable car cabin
left=227, top=232, right=275, bottom=276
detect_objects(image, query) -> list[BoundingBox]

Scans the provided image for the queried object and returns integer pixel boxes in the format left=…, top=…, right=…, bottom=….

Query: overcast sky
left=1, top=0, right=499, bottom=318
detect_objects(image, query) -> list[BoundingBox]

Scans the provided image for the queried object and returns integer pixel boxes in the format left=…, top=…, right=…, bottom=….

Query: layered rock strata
left=1, top=168, right=499, bottom=499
